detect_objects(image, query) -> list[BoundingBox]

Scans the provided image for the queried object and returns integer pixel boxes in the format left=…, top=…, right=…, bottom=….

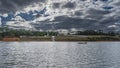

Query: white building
left=57, top=29, right=69, bottom=35
left=69, top=28, right=78, bottom=35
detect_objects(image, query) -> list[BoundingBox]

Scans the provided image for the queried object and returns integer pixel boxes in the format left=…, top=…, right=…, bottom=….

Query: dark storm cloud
left=62, top=2, right=76, bottom=9
left=52, top=3, right=61, bottom=8
left=2, top=0, right=120, bottom=32
left=113, top=1, right=120, bottom=6
left=80, top=0, right=87, bottom=1
left=32, top=16, right=100, bottom=30
left=0, top=0, right=46, bottom=13
left=85, top=8, right=112, bottom=20
left=31, top=0, right=118, bottom=31
left=52, top=16, right=117, bottom=30
left=87, top=9, right=112, bottom=15
left=74, top=11, right=83, bottom=16
left=53, top=16, right=97, bottom=29
left=35, top=10, right=116, bottom=31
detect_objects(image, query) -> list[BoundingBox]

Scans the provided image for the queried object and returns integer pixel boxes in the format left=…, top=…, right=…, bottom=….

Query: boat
left=78, top=42, right=87, bottom=44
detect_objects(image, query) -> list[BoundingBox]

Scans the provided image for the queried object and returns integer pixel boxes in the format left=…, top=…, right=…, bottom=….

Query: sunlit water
left=0, top=42, right=120, bottom=68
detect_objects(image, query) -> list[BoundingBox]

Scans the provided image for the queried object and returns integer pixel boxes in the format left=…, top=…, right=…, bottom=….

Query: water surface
left=0, top=42, right=120, bottom=68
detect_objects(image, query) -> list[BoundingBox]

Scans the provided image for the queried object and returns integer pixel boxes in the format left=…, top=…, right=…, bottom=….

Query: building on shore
left=69, top=28, right=78, bottom=35
left=56, top=29, right=69, bottom=36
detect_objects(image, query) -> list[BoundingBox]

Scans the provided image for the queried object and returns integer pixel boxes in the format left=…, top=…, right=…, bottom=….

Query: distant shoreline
left=3, top=40, right=119, bottom=42
left=1, top=36, right=120, bottom=42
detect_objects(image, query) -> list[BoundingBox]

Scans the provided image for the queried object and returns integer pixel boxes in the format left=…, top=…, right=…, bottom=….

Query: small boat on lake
left=78, top=42, right=87, bottom=44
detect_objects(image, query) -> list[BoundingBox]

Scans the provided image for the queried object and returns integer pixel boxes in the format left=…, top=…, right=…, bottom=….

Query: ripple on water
left=0, top=42, right=120, bottom=68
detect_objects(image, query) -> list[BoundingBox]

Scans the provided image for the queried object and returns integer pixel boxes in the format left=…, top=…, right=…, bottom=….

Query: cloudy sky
left=0, top=0, right=120, bottom=31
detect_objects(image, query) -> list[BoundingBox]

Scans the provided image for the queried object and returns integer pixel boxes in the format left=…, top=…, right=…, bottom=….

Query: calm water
left=0, top=42, right=120, bottom=68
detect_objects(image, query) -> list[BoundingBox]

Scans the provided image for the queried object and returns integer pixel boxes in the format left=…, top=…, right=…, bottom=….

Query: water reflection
left=0, top=42, right=120, bottom=68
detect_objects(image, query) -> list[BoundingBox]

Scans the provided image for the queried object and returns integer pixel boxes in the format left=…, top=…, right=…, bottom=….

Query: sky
left=0, top=0, right=120, bottom=31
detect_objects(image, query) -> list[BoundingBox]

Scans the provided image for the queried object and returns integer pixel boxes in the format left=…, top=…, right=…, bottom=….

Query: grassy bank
left=17, top=35, right=120, bottom=41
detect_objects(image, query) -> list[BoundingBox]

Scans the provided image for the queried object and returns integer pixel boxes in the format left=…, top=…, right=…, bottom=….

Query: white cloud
left=1, top=0, right=120, bottom=31
left=0, top=17, right=1, bottom=26
left=11, top=16, right=25, bottom=21
left=108, top=25, right=118, bottom=28
left=2, top=13, right=8, bottom=17
left=6, top=15, right=34, bottom=30
left=22, top=3, right=44, bottom=13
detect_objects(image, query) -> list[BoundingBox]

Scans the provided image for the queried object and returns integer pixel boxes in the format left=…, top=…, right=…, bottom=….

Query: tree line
left=0, top=27, right=119, bottom=38
left=76, top=30, right=119, bottom=36
left=0, top=27, right=58, bottom=38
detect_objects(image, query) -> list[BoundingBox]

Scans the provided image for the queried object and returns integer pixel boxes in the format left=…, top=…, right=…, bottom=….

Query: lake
left=0, top=42, right=120, bottom=68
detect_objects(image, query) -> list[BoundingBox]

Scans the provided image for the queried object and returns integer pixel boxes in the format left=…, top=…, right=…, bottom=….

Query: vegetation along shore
left=0, top=27, right=120, bottom=41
